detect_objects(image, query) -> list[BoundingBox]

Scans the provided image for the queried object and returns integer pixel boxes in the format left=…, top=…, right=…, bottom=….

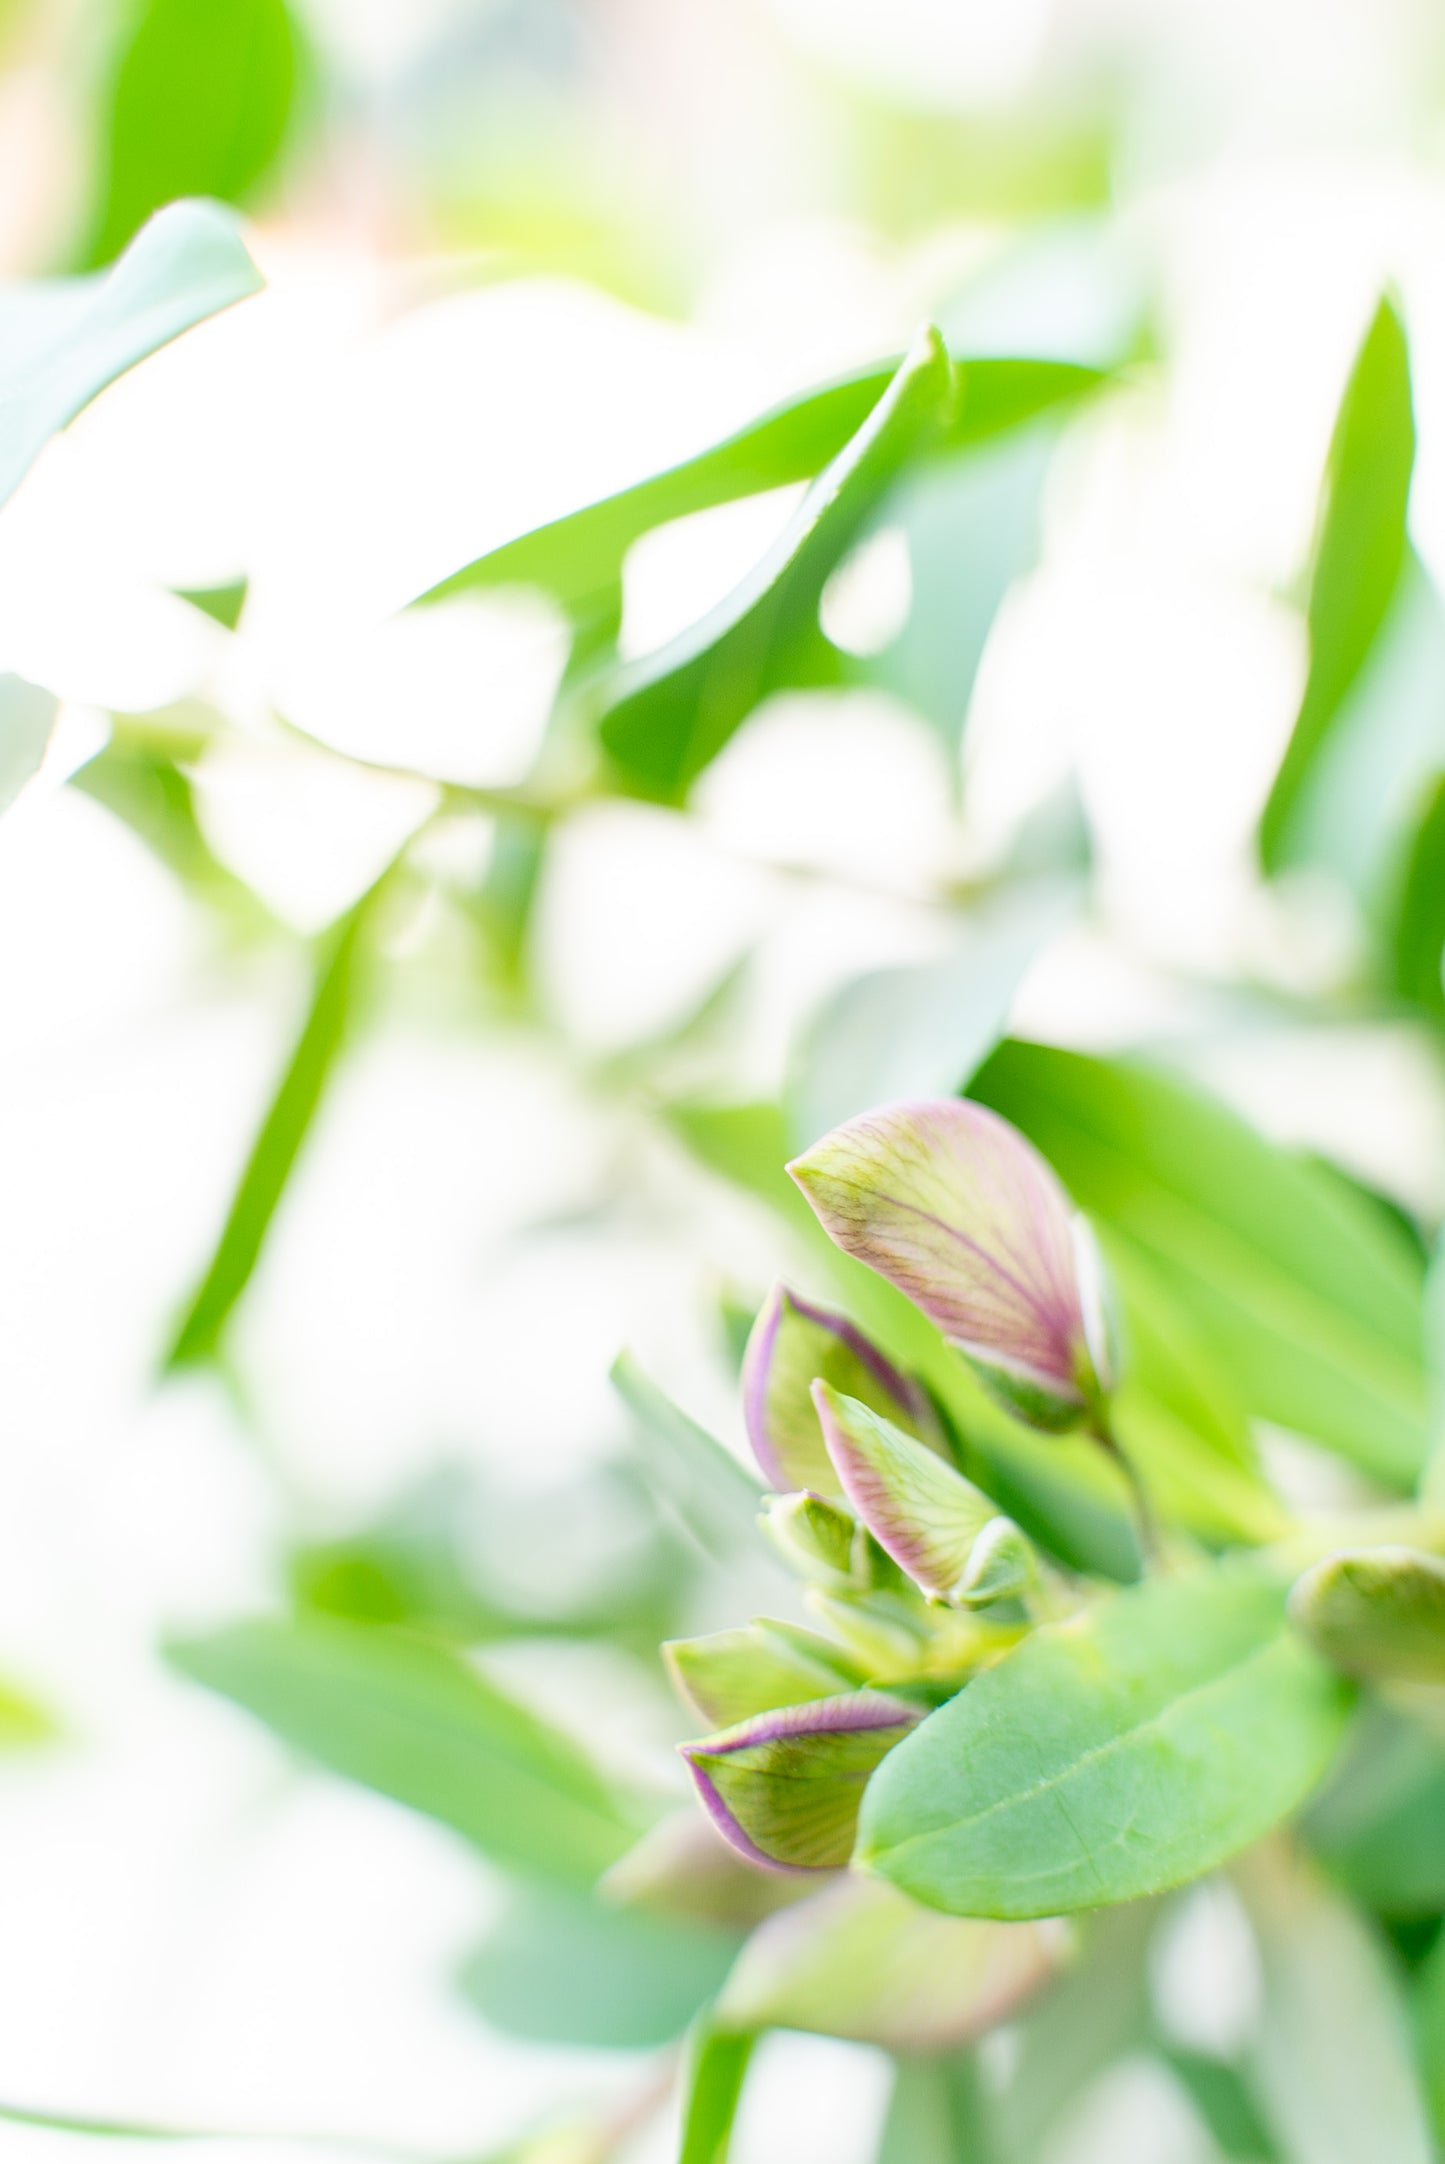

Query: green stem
left=1090, top=1416, right=1161, bottom=1570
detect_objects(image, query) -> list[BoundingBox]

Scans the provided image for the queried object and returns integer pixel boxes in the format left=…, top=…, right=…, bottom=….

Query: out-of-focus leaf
left=972, top=1040, right=1429, bottom=1486
left=1416, top=1929, right=1445, bottom=2148
left=678, top=2017, right=755, bottom=2164
left=459, top=1884, right=740, bottom=2048
left=715, top=1875, right=1059, bottom=2050
left=165, top=876, right=384, bottom=1369
left=1163, top=2050, right=1280, bottom=2162
left=413, top=355, right=1102, bottom=625
left=1390, top=769, right=1445, bottom=1017
left=601, top=1811, right=803, bottom=1933
left=877, top=2056, right=1000, bottom=2164
left=0, top=677, right=57, bottom=817
left=0, top=200, right=262, bottom=507
left=1262, top=297, right=1415, bottom=872
left=83, top=0, right=298, bottom=267
left=595, top=330, right=957, bottom=802
left=1237, top=1841, right=1433, bottom=2164
left=1305, top=1702, right=1445, bottom=1915
left=0, top=1679, right=55, bottom=1745
left=174, top=577, right=248, bottom=630
left=993, top=1901, right=1156, bottom=2160
left=786, top=884, right=1075, bottom=1153
left=169, top=1615, right=643, bottom=1885
left=73, top=719, right=262, bottom=918
left=860, top=1567, right=1350, bottom=1919
left=610, top=1352, right=763, bottom=1564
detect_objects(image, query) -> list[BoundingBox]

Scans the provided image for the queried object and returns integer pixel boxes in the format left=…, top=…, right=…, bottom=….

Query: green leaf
left=412, top=355, right=1102, bottom=625
left=83, top=0, right=298, bottom=267
left=1237, top=1841, right=1433, bottom=2164
left=594, top=329, right=957, bottom=801
left=1305, top=1702, right=1445, bottom=1915
left=165, top=875, right=383, bottom=1368
left=1415, top=1928, right=1445, bottom=2149
left=168, top=1615, right=643, bottom=1886
left=1390, top=769, right=1445, bottom=1016
left=992, top=1901, right=1156, bottom=2160
left=0, top=200, right=262, bottom=508
left=175, top=577, right=248, bottom=630
left=715, top=1875, right=1059, bottom=2051
left=860, top=1567, right=1350, bottom=1919
left=458, top=1884, right=740, bottom=2049
left=786, top=884, right=1075, bottom=1152
left=877, top=2056, right=1001, bottom=2164
left=1262, top=297, right=1415, bottom=872
left=972, top=1040, right=1429, bottom=1486
left=678, top=2017, right=756, bottom=2164
left=0, top=677, right=57, bottom=818
left=610, top=1351, right=764, bottom=1564
left=73, top=715, right=264, bottom=920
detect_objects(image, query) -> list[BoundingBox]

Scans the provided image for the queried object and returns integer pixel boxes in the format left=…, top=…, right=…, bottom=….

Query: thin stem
left=1089, top=1415, right=1162, bottom=1569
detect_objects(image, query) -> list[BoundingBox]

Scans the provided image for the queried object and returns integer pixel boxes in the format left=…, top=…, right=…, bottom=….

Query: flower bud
left=789, top=1099, right=1108, bottom=1429
left=680, top=1692, right=922, bottom=1871
left=742, top=1283, right=942, bottom=1495
left=813, top=1382, right=1034, bottom=1606
left=760, top=1489, right=862, bottom=1587
left=665, top=1620, right=865, bottom=1728
left=1288, top=1544, right=1445, bottom=1683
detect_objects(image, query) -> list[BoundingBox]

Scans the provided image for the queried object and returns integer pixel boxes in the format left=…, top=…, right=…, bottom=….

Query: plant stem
left=1090, top=1416, right=1161, bottom=1569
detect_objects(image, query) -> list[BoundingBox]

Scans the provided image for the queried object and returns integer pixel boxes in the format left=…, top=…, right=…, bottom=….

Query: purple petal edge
left=743, top=1283, right=931, bottom=1489
left=682, top=1758, right=812, bottom=1874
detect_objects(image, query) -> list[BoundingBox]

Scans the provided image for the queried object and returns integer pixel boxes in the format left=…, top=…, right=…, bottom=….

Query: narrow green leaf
left=412, top=356, right=1101, bottom=624
left=1390, top=770, right=1445, bottom=1016
left=1415, top=1928, right=1445, bottom=2149
left=610, top=1351, right=763, bottom=1563
left=1237, top=1841, right=1433, bottom=2164
left=860, top=1568, right=1350, bottom=1919
left=1262, top=297, right=1415, bottom=871
left=166, top=878, right=382, bottom=1368
left=679, top=2018, right=755, bottom=2164
left=83, top=0, right=298, bottom=267
left=1161, top=2050, right=1280, bottom=2163
left=0, top=200, right=262, bottom=508
left=458, top=1884, right=739, bottom=2049
left=174, top=576, right=248, bottom=630
left=0, top=677, right=57, bottom=818
left=992, top=1902, right=1156, bottom=2160
left=972, top=1040, right=1429, bottom=1486
left=168, top=1615, right=643, bottom=1885
left=1305, top=1702, right=1445, bottom=1915
left=595, top=329, right=957, bottom=801
left=877, top=2056, right=1001, bottom=2164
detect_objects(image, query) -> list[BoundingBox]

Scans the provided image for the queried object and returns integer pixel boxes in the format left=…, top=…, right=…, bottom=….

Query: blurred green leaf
left=83, top=0, right=299, bottom=267
left=1390, top=770, right=1445, bottom=1017
left=1262, top=297, right=1415, bottom=872
left=595, top=329, right=957, bottom=801
left=413, top=354, right=1101, bottom=626
left=459, top=1883, right=740, bottom=2048
left=1238, top=1840, right=1433, bottom=2164
left=860, top=1567, right=1350, bottom=1918
left=1415, top=1928, right=1445, bottom=2148
left=0, top=677, right=57, bottom=818
left=174, top=577, right=248, bottom=630
left=165, top=875, right=384, bottom=1369
left=876, top=2056, right=1000, bottom=2164
left=1305, top=1702, right=1445, bottom=1915
left=993, top=1902, right=1156, bottom=2160
left=786, top=884, right=1076, bottom=1154
left=678, top=2018, right=755, bottom=2164
left=0, top=199, right=261, bottom=508
left=610, top=1351, right=763, bottom=1564
left=1162, top=2049, right=1280, bottom=2162
left=169, top=1614, right=644, bottom=1885
left=73, top=720, right=263, bottom=920
left=972, top=1040, right=1429, bottom=1486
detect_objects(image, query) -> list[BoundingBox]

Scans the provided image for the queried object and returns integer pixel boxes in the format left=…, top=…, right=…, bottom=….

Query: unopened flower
left=665, top=1619, right=864, bottom=1728
left=680, top=1691, right=922, bottom=1871
left=1288, top=1544, right=1445, bottom=1683
left=814, top=1382, right=1033, bottom=1606
left=742, top=1283, right=942, bottom=1495
left=760, top=1488, right=863, bottom=1587
left=790, top=1099, right=1111, bottom=1429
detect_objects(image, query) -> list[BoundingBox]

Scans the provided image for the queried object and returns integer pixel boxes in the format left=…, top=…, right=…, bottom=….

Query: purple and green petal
left=665, top=1620, right=866, bottom=1727
left=814, top=1382, right=1031, bottom=1606
left=789, top=1099, right=1100, bottom=1418
left=680, top=1692, right=922, bottom=1872
left=742, top=1283, right=942, bottom=1494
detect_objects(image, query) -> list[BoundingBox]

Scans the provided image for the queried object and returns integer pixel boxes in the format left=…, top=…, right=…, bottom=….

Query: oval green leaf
left=859, top=1567, right=1350, bottom=1919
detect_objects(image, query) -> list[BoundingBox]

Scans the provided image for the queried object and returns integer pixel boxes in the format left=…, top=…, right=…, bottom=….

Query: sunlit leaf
left=972, top=1040, right=1429, bottom=1486
left=595, top=329, right=957, bottom=801
left=860, top=1567, right=1350, bottom=1918
left=83, top=0, right=298, bottom=266
left=169, top=1615, right=644, bottom=1885
left=1262, top=297, right=1415, bottom=872
left=1237, top=1840, right=1433, bottom=2164
left=459, top=1883, right=740, bottom=2048
left=0, top=199, right=262, bottom=508
left=165, top=873, right=385, bottom=1368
